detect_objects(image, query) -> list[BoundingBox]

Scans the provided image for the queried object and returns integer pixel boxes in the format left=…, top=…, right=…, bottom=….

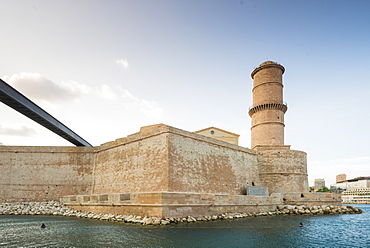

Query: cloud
left=0, top=124, right=37, bottom=137
left=1, top=72, right=162, bottom=121
left=116, top=59, right=129, bottom=70
left=95, top=84, right=118, bottom=100
left=1, top=73, right=90, bottom=103
left=119, top=87, right=163, bottom=121
left=1, top=72, right=163, bottom=140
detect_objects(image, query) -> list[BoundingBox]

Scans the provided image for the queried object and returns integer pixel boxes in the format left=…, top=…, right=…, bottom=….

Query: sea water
left=0, top=204, right=369, bottom=247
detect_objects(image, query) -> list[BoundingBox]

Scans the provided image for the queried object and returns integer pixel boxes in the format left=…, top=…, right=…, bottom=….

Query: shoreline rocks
left=0, top=201, right=363, bottom=226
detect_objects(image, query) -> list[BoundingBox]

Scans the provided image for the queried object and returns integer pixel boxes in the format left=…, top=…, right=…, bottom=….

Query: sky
left=1, top=0, right=370, bottom=186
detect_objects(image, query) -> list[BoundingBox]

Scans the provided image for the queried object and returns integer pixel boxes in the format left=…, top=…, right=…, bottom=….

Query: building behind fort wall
left=336, top=174, right=347, bottom=183
left=194, top=127, right=240, bottom=145
left=0, top=146, right=94, bottom=202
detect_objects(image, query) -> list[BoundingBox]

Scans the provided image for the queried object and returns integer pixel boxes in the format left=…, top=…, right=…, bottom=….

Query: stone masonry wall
left=167, top=128, right=261, bottom=195
left=0, top=123, right=313, bottom=213
left=92, top=125, right=170, bottom=194
left=276, top=192, right=342, bottom=206
left=0, top=146, right=94, bottom=202
left=258, top=149, right=309, bottom=193
left=92, top=124, right=262, bottom=196
left=61, top=192, right=280, bottom=218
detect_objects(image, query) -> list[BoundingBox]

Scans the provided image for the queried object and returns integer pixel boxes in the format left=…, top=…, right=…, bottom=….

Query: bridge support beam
left=0, top=79, right=92, bottom=146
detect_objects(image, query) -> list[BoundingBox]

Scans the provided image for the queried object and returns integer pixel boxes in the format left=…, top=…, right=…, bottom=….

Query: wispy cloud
left=1, top=72, right=164, bottom=141
left=119, top=87, right=163, bottom=121
left=95, top=84, right=118, bottom=100
left=115, top=59, right=129, bottom=70
left=1, top=72, right=122, bottom=103
left=1, top=73, right=89, bottom=103
left=0, top=124, right=37, bottom=137
left=1, top=72, right=162, bottom=121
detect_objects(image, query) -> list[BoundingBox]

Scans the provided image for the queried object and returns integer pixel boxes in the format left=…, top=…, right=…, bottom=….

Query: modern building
left=342, top=188, right=370, bottom=203
left=314, top=178, right=325, bottom=191
left=336, top=174, right=347, bottom=183
left=331, top=175, right=370, bottom=203
left=331, top=176, right=370, bottom=191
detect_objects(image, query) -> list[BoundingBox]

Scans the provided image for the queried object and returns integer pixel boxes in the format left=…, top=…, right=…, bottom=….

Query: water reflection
left=0, top=205, right=369, bottom=247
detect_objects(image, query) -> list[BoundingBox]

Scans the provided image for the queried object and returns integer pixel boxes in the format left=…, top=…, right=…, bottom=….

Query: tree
left=316, top=186, right=331, bottom=192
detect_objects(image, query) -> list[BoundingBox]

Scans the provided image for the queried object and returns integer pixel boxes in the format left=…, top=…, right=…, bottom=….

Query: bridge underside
left=0, top=79, right=91, bottom=146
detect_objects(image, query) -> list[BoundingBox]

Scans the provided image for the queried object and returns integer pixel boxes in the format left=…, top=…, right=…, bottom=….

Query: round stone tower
left=249, top=61, right=309, bottom=194
left=248, top=61, right=288, bottom=150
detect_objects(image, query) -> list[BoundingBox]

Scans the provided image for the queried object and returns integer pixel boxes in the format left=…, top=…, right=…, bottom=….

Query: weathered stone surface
left=258, top=149, right=308, bottom=194
left=0, top=147, right=94, bottom=202
left=168, top=128, right=259, bottom=195
left=0, top=124, right=308, bottom=203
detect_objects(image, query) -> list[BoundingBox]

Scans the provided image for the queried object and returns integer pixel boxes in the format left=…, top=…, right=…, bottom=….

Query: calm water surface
left=0, top=204, right=369, bottom=247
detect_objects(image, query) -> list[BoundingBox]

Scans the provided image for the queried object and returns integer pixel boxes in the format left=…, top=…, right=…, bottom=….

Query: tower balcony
left=248, top=101, right=288, bottom=117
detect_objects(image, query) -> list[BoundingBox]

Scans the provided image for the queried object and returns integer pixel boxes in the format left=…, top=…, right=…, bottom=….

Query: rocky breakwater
left=276, top=204, right=362, bottom=215
left=0, top=201, right=72, bottom=216
left=0, top=202, right=362, bottom=226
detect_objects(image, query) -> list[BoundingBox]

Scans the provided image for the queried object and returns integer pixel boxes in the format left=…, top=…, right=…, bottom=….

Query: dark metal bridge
left=0, top=79, right=92, bottom=146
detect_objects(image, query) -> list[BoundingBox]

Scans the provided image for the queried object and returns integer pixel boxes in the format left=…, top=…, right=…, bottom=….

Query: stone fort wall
left=167, top=127, right=260, bottom=194
left=60, top=191, right=341, bottom=218
left=92, top=125, right=170, bottom=194
left=258, top=148, right=309, bottom=193
left=92, top=124, right=261, bottom=195
left=0, top=146, right=94, bottom=202
left=0, top=124, right=340, bottom=218
left=0, top=124, right=308, bottom=202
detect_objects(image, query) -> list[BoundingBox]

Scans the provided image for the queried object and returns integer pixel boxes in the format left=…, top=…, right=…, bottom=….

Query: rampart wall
left=168, top=130, right=260, bottom=194
left=0, top=124, right=340, bottom=218
left=0, top=146, right=94, bottom=202
left=61, top=191, right=341, bottom=218
left=92, top=124, right=261, bottom=195
left=92, top=125, right=170, bottom=194
left=277, top=192, right=342, bottom=206
left=61, top=192, right=280, bottom=218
